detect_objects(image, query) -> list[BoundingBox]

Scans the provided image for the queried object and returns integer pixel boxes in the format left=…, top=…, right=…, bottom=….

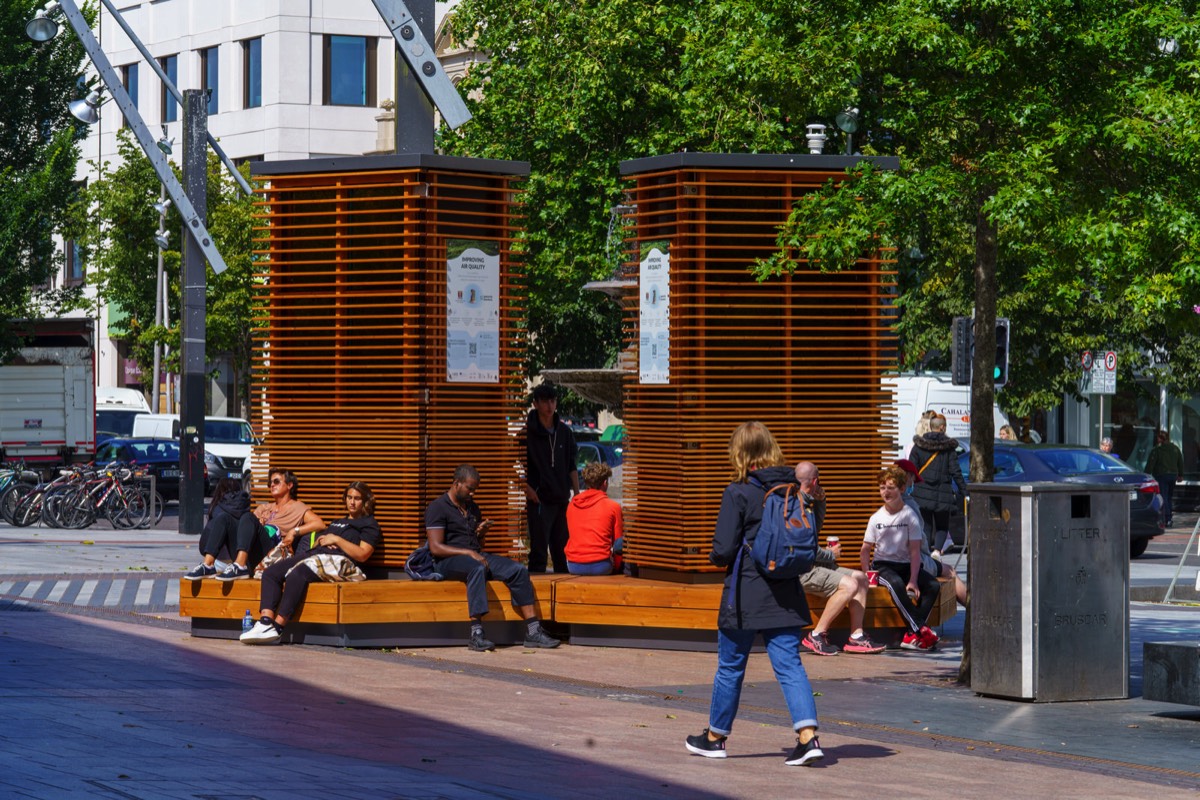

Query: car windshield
left=96, top=409, right=146, bottom=437
left=1031, top=449, right=1134, bottom=476
left=204, top=420, right=255, bottom=444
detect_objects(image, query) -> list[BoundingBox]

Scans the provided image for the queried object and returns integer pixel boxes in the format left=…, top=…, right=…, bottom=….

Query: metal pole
left=392, top=0, right=435, bottom=153
left=54, top=0, right=229, bottom=274
left=97, top=0, right=252, bottom=197
left=178, top=90, right=207, bottom=535
left=163, top=278, right=172, bottom=414
left=152, top=187, right=165, bottom=413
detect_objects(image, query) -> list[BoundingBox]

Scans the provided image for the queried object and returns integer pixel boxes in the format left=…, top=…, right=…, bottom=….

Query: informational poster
left=639, top=241, right=670, bottom=384
left=446, top=239, right=500, bottom=383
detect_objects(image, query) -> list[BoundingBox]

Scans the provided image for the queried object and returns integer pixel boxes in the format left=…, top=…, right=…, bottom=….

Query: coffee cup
left=826, top=536, right=840, bottom=548
left=867, top=570, right=879, bottom=586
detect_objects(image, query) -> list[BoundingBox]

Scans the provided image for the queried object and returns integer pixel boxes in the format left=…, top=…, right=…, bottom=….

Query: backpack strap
left=918, top=454, right=937, bottom=475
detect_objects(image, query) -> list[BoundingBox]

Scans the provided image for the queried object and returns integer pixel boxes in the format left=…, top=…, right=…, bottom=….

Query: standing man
left=524, top=383, right=579, bottom=573
left=1146, top=429, right=1184, bottom=528
left=426, top=464, right=560, bottom=651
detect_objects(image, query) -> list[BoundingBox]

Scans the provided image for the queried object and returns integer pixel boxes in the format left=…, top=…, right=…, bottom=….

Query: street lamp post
left=179, top=90, right=208, bottom=534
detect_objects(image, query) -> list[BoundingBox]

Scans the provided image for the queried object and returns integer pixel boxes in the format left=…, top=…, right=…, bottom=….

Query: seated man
left=793, top=462, right=886, bottom=656
left=425, top=464, right=560, bottom=652
left=860, top=465, right=942, bottom=651
left=894, top=458, right=968, bottom=606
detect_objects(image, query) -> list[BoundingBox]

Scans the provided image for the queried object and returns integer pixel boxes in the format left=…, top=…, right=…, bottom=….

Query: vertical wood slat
left=251, top=159, right=528, bottom=568
left=619, top=158, right=899, bottom=575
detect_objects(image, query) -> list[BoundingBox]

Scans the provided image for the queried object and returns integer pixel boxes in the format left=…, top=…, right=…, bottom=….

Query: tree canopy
left=444, top=0, right=1200, bottom=444
left=0, top=0, right=90, bottom=359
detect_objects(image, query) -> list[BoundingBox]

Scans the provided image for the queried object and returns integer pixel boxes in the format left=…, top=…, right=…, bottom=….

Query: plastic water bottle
left=242, top=609, right=254, bottom=633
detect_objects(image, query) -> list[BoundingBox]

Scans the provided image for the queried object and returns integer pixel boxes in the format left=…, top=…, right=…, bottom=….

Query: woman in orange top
left=565, top=462, right=624, bottom=575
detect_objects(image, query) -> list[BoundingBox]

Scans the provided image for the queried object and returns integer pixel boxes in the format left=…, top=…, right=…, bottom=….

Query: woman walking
left=684, top=421, right=823, bottom=767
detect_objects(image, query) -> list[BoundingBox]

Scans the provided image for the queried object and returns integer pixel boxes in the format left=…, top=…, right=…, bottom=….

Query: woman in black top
left=241, top=481, right=381, bottom=644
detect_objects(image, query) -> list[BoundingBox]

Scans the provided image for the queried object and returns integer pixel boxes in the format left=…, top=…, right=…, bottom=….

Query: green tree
left=71, top=130, right=259, bottom=413
left=0, top=0, right=91, bottom=359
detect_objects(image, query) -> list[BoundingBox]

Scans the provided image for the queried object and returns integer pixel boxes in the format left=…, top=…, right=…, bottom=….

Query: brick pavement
left=2, top=605, right=1199, bottom=799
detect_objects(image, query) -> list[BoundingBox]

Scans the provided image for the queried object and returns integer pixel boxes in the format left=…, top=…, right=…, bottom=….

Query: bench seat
left=178, top=573, right=957, bottom=648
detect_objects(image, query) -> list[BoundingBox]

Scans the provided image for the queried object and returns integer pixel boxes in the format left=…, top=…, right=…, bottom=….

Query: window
left=322, top=35, right=376, bottom=106
left=160, top=54, right=178, bottom=122
left=199, top=46, right=218, bottom=114
left=242, top=37, right=262, bottom=108
left=64, top=240, right=85, bottom=286
left=120, top=63, right=138, bottom=128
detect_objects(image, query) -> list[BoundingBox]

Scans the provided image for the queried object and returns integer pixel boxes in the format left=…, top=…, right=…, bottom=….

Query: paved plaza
left=0, top=517, right=1198, bottom=798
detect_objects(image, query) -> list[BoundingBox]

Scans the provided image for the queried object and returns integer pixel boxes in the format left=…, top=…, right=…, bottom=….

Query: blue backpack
left=747, top=478, right=817, bottom=580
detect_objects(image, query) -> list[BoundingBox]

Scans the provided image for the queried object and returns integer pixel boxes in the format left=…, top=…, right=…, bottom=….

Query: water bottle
left=242, top=609, right=254, bottom=633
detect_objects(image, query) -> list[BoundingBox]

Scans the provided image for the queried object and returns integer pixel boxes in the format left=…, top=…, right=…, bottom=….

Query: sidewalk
left=1, top=600, right=1198, bottom=798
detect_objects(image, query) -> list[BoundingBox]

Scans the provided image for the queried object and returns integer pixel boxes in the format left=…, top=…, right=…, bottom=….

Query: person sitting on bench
left=425, top=464, right=560, bottom=652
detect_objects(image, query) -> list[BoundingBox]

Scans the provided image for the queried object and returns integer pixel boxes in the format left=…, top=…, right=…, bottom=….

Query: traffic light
left=951, top=316, right=972, bottom=385
left=994, top=317, right=1010, bottom=388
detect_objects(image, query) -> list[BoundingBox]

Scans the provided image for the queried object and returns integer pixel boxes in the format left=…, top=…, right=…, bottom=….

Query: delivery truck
left=0, top=319, right=95, bottom=469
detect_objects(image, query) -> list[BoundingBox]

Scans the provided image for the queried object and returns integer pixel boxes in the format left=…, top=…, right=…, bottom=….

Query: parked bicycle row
left=0, top=461, right=167, bottom=530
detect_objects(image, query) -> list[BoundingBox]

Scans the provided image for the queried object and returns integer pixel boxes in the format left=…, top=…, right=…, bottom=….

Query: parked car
left=576, top=440, right=625, bottom=502
left=94, top=438, right=185, bottom=501
left=952, top=443, right=1164, bottom=557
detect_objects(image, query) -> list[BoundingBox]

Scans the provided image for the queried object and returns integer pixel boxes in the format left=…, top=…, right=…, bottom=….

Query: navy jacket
left=710, top=465, right=812, bottom=631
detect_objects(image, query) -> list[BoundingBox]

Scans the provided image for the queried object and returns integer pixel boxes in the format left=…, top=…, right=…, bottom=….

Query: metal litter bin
left=969, top=482, right=1129, bottom=701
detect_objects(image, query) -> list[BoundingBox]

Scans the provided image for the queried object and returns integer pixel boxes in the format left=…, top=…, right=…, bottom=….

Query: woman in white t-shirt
left=859, top=465, right=942, bottom=651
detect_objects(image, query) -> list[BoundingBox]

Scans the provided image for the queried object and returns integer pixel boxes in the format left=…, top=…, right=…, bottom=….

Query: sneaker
left=785, top=736, right=824, bottom=766
left=900, top=631, right=922, bottom=650
left=468, top=632, right=496, bottom=652
left=801, top=631, right=839, bottom=656
left=842, top=633, right=886, bottom=654
left=183, top=563, right=216, bottom=581
left=523, top=628, right=561, bottom=649
left=216, top=564, right=252, bottom=581
left=685, top=729, right=727, bottom=759
left=239, top=620, right=281, bottom=644
left=918, top=626, right=940, bottom=650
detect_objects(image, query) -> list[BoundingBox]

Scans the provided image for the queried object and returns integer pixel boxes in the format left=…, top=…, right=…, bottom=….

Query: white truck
left=0, top=319, right=95, bottom=470
left=884, top=372, right=1010, bottom=458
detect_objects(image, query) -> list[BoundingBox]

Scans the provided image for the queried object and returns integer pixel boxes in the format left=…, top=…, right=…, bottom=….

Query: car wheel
left=1130, top=538, right=1149, bottom=558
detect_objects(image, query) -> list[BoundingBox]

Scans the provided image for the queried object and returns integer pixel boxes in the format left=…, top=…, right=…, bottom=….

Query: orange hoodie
left=565, top=488, right=623, bottom=564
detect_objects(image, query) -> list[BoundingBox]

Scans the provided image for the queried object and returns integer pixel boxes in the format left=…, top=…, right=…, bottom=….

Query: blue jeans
left=707, top=626, right=819, bottom=736
left=567, top=559, right=613, bottom=575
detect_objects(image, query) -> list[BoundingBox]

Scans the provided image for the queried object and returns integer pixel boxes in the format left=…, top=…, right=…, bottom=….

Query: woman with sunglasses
left=184, top=468, right=324, bottom=581
left=240, top=481, right=381, bottom=644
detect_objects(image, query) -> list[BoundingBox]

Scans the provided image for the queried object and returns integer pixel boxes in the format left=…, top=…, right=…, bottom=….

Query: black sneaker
left=685, top=729, right=727, bottom=759
left=801, top=631, right=839, bottom=656
left=785, top=736, right=824, bottom=766
left=183, top=564, right=216, bottom=581
left=468, top=632, right=495, bottom=652
left=523, top=628, right=560, bottom=649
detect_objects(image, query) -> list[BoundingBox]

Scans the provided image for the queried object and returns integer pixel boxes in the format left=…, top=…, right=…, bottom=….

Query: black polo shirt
left=424, top=492, right=482, bottom=553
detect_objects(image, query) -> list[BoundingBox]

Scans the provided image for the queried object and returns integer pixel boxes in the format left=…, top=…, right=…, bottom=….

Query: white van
left=95, top=387, right=151, bottom=447
left=884, top=372, right=1011, bottom=458
left=132, top=413, right=256, bottom=489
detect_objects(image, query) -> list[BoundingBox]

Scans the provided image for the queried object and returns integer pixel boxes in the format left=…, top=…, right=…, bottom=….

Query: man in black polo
left=425, top=464, right=560, bottom=652
left=524, top=382, right=579, bottom=573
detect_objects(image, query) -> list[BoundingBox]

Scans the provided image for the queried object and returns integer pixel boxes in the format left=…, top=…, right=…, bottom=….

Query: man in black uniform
left=425, top=464, right=560, bottom=652
left=523, top=383, right=579, bottom=573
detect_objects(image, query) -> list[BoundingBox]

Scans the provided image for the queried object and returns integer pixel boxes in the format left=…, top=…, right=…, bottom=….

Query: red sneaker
left=919, top=626, right=940, bottom=650
left=900, top=631, right=922, bottom=650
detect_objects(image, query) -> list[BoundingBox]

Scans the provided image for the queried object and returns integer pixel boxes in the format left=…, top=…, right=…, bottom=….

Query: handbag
left=404, top=543, right=443, bottom=581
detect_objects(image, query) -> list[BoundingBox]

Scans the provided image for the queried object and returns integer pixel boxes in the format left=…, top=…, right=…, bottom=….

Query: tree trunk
left=959, top=194, right=999, bottom=685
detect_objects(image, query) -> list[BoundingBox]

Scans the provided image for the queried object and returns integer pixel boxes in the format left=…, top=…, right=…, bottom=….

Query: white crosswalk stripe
left=0, top=575, right=179, bottom=613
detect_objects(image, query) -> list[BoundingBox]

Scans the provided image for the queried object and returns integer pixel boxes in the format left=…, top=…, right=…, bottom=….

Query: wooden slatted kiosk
left=250, top=154, right=529, bottom=568
left=616, top=153, right=902, bottom=579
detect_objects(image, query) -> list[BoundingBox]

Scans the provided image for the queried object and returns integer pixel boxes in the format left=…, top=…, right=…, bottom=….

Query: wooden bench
left=553, top=576, right=957, bottom=649
left=180, top=573, right=957, bottom=650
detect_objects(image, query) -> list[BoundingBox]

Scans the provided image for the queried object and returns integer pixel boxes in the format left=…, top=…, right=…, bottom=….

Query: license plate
left=1129, top=490, right=1137, bottom=500
left=226, top=471, right=241, bottom=478
left=162, top=470, right=181, bottom=478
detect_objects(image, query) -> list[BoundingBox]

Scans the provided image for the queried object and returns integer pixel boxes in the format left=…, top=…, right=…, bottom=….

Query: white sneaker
left=239, top=620, right=281, bottom=644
